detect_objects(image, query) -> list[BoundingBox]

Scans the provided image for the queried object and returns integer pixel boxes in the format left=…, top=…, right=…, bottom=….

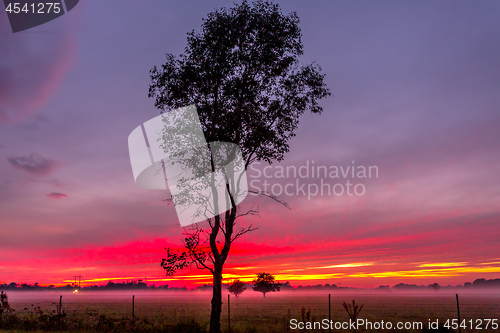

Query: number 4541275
left=5, top=3, right=61, bottom=14
left=444, top=319, right=498, bottom=330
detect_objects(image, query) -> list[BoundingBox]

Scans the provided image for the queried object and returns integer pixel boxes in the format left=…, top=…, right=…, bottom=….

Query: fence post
left=456, top=294, right=461, bottom=333
left=59, top=295, right=62, bottom=315
left=328, top=294, right=331, bottom=333
left=132, top=295, right=135, bottom=321
left=228, top=294, right=231, bottom=333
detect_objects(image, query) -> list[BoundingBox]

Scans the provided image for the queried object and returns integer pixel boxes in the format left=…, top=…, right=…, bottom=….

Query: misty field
left=1, top=290, right=500, bottom=332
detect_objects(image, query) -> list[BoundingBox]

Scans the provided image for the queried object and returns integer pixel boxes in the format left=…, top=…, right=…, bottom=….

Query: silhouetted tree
left=228, top=279, right=246, bottom=298
left=252, top=272, right=281, bottom=297
left=430, top=283, right=441, bottom=291
left=151, top=1, right=330, bottom=332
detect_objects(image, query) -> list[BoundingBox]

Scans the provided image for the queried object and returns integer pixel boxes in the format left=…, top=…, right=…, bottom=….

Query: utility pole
left=73, top=276, right=82, bottom=288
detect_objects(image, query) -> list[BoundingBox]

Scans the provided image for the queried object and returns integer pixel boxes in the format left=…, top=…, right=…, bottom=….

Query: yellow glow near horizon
left=346, top=265, right=500, bottom=279
left=317, top=262, right=374, bottom=269
left=418, top=262, right=468, bottom=268
left=54, top=263, right=500, bottom=286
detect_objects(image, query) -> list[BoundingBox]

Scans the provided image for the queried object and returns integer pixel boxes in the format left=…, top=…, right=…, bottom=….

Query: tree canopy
left=149, top=0, right=330, bottom=167
left=228, top=279, right=246, bottom=298
left=252, top=272, right=281, bottom=297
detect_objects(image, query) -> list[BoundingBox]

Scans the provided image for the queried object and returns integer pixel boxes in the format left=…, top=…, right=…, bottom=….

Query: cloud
left=0, top=13, right=76, bottom=122
left=8, top=153, right=59, bottom=176
left=46, top=192, right=68, bottom=199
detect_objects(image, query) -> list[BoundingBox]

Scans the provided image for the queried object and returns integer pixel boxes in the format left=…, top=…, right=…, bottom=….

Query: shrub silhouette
left=342, top=300, right=363, bottom=332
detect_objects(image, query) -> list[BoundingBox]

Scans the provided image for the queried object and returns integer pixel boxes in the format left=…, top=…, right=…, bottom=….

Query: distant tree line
left=2, top=278, right=499, bottom=292
left=379, top=278, right=500, bottom=290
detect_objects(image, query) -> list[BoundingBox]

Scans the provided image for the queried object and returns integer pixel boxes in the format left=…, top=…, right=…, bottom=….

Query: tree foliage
left=228, top=279, right=246, bottom=298
left=252, top=272, right=281, bottom=297
left=149, top=0, right=330, bottom=167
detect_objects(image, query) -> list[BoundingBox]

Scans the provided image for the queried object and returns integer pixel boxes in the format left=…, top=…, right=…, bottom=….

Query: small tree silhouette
left=431, top=283, right=441, bottom=291
left=342, top=300, right=363, bottom=332
left=252, top=272, right=281, bottom=298
left=0, top=291, right=12, bottom=315
left=228, top=279, right=246, bottom=298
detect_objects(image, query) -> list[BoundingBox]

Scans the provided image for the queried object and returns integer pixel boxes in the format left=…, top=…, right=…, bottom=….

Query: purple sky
left=1, top=1, right=499, bottom=287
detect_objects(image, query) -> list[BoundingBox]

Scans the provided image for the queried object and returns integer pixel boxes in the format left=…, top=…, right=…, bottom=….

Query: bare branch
left=231, top=224, right=258, bottom=243
left=236, top=206, right=260, bottom=219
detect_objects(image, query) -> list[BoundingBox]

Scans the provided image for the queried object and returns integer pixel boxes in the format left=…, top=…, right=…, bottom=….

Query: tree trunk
left=210, top=265, right=223, bottom=333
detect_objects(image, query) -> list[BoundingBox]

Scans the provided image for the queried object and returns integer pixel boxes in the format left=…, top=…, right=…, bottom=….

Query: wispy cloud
left=46, top=192, right=68, bottom=199
left=8, top=153, right=59, bottom=176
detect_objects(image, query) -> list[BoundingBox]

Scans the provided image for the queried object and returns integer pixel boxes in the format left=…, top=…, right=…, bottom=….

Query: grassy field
left=1, top=290, right=499, bottom=332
